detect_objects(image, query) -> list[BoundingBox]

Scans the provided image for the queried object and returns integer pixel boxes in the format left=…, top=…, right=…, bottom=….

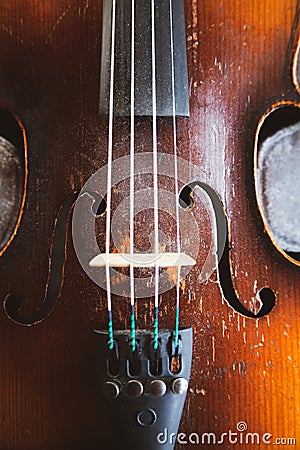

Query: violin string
left=169, top=0, right=181, bottom=348
left=151, top=0, right=159, bottom=351
left=105, top=0, right=117, bottom=350
left=129, top=0, right=136, bottom=352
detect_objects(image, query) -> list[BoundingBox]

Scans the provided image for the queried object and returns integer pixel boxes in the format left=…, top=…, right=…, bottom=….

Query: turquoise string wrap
left=174, top=306, right=179, bottom=348
left=130, top=306, right=136, bottom=352
left=108, top=310, right=114, bottom=350
left=153, top=306, right=159, bottom=350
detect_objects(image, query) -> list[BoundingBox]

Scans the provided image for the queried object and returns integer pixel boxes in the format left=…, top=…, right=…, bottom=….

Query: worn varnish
left=0, top=1, right=299, bottom=449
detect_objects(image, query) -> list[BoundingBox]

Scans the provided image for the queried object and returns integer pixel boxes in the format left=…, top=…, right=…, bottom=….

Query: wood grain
left=0, top=1, right=299, bottom=449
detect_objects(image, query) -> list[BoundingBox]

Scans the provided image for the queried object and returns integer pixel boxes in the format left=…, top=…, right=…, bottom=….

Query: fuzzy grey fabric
left=0, top=136, right=23, bottom=248
left=257, top=121, right=300, bottom=252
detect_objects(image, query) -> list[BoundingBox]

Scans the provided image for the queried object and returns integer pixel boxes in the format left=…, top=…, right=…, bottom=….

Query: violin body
left=0, top=1, right=299, bottom=449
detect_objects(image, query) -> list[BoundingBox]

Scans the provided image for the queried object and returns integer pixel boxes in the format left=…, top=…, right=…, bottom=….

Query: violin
left=0, top=1, right=299, bottom=449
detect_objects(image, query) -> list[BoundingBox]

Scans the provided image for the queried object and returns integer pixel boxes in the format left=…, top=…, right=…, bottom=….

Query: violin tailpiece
left=93, top=327, right=192, bottom=450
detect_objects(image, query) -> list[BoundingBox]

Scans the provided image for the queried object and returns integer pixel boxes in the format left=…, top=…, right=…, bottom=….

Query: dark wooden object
left=99, top=0, right=189, bottom=116
left=0, top=1, right=299, bottom=449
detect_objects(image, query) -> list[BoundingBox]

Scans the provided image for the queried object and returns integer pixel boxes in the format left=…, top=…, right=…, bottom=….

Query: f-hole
left=90, top=192, right=107, bottom=218
left=186, top=181, right=276, bottom=318
left=179, top=184, right=194, bottom=210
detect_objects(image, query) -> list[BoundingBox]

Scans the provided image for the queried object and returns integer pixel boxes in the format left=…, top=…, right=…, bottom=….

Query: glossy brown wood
left=0, top=1, right=299, bottom=449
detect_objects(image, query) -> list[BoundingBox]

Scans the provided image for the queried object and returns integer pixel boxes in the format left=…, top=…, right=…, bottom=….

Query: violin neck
left=99, top=0, right=190, bottom=117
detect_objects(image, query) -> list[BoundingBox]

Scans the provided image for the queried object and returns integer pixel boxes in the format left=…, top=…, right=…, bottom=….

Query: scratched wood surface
left=0, top=1, right=299, bottom=449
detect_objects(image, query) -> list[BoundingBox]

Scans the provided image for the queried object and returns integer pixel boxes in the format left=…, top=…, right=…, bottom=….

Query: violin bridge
left=89, top=252, right=196, bottom=268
